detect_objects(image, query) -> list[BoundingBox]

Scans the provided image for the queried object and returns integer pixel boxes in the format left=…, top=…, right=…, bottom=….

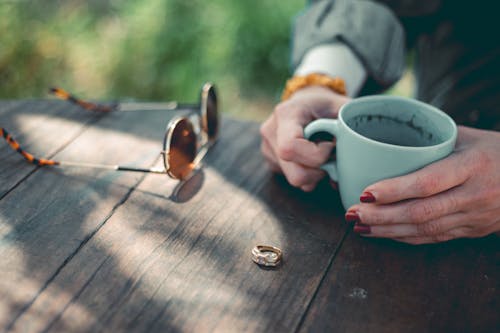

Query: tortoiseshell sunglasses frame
left=1, top=83, right=219, bottom=180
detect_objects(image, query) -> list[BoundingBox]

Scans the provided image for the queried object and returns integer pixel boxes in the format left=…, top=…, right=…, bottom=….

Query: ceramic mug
left=304, top=95, right=457, bottom=210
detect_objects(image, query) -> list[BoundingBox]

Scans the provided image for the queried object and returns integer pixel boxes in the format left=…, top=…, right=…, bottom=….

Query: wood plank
left=0, top=105, right=185, bottom=332
left=298, top=233, right=500, bottom=333
left=7, top=118, right=349, bottom=332
left=0, top=100, right=102, bottom=198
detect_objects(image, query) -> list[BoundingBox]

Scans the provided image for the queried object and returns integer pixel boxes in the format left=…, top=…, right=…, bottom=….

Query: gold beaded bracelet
left=281, top=73, right=347, bottom=101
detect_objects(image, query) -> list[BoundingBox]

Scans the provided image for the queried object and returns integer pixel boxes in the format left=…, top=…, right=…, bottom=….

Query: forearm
left=294, top=43, right=367, bottom=97
left=291, top=0, right=406, bottom=90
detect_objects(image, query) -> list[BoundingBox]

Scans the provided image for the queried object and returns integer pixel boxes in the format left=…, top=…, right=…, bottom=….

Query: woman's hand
left=346, top=126, right=500, bottom=244
left=260, top=86, right=350, bottom=192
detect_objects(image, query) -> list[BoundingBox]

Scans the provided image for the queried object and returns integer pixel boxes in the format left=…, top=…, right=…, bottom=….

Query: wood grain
left=0, top=100, right=100, bottom=198
left=2, top=101, right=497, bottom=333
left=5, top=118, right=347, bottom=332
left=0, top=102, right=348, bottom=333
left=0, top=102, right=188, bottom=332
left=298, top=233, right=500, bottom=333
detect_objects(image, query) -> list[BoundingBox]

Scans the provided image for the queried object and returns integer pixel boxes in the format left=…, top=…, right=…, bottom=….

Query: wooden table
left=0, top=100, right=498, bottom=333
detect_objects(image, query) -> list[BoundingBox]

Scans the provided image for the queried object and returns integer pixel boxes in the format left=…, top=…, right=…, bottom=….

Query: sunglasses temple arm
left=118, top=102, right=198, bottom=112
left=1, top=127, right=166, bottom=174
left=50, top=87, right=203, bottom=113
left=1, top=127, right=60, bottom=166
left=174, top=103, right=198, bottom=109
left=50, top=87, right=117, bottom=112
left=59, top=161, right=167, bottom=174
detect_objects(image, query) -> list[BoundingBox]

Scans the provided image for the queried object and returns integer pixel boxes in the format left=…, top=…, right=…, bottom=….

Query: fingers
left=261, top=131, right=326, bottom=191
left=277, top=137, right=334, bottom=168
left=391, top=222, right=493, bottom=245
left=260, top=87, right=348, bottom=192
left=356, top=213, right=467, bottom=239
left=260, top=138, right=281, bottom=173
left=362, top=152, right=470, bottom=204
left=350, top=205, right=500, bottom=244
left=347, top=127, right=500, bottom=244
left=260, top=109, right=331, bottom=191
left=391, top=233, right=459, bottom=245
left=347, top=185, right=469, bottom=239
left=348, top=186, right=464, bottom=226
left=275, top=105, right=334, bottom=167
left=280, top=160, right=325, bottom=190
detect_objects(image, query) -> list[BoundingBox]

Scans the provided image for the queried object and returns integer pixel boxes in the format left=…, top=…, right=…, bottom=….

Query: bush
left=0, top=0, right=303, bottom=116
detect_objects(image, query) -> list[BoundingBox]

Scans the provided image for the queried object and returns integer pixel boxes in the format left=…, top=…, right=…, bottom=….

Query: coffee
left=346, top=114, right=442, bottom=147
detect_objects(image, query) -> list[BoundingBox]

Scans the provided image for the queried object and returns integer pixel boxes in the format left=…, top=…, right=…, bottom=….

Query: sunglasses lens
left=166, top=118, right=197, bottom=179
left=206, top=85, right=219, bottom=140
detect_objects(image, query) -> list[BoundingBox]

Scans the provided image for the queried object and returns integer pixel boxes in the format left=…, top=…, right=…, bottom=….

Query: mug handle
left=303, top=119, right=340, bottom=181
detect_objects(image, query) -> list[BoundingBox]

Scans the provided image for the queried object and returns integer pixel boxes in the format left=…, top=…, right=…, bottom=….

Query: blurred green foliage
left=0, top=0, right=304, bottom=118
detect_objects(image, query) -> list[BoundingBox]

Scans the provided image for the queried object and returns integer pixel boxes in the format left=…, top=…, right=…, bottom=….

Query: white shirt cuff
left=294, top=43, right=367, bottom=97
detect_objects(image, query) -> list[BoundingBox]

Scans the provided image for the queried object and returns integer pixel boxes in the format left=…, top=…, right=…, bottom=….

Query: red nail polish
left=345, top=211, right=360, bottom=222
left=353, top=223, right=371, bottom=234
left=360, top=191, right=376, bottom=203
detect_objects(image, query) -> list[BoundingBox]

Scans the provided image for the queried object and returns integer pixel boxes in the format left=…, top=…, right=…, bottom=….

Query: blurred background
left=0, top=0, right=412, bottom=121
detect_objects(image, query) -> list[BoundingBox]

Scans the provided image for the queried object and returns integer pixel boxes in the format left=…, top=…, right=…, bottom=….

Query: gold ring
left=251, top=245, right=282, bottom=267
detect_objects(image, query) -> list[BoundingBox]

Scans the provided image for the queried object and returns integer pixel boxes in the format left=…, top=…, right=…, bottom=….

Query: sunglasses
left=1, top=83, right=219, bottom=180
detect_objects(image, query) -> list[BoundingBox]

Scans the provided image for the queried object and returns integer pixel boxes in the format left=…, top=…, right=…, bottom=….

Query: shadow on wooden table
left=3, top=101, right=497, bottom=332
left=0, top=102, right=201, bottom=331
left=0, top=102, right=349, bottom=332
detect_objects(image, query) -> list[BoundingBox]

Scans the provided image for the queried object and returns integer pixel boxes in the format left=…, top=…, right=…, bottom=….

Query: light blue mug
left=304, top=95, right=457, bottom=210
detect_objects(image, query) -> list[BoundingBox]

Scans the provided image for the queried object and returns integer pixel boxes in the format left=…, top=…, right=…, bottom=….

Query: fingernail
left=360, top=191, right=376, bottom=203
left=345, top=211, right=360, bottom=223
left=353, top=223, right=371, bottom=234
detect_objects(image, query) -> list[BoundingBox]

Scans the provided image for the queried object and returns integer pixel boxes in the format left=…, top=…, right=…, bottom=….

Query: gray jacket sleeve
left=292, top=0, right=406, bottom=88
